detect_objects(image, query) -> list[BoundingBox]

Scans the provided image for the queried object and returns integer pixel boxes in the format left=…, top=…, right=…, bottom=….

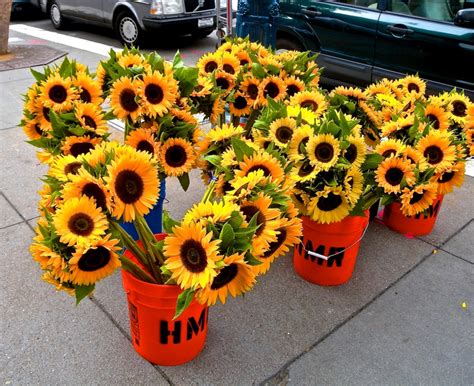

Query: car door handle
left=386, top=24, right=414, bottom=37
left=302, top=7, right=322, bottom=18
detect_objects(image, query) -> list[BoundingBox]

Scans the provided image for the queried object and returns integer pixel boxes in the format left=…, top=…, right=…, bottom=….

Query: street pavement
left=0, top=22, right=473, bottom=385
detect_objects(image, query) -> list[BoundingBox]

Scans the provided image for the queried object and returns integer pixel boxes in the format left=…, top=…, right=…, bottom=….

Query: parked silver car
left=39, top=0, right=230, bottom=46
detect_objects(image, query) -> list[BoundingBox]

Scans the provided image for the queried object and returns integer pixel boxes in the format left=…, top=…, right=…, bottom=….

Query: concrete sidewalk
left=1, top=30, right=473, bottom=385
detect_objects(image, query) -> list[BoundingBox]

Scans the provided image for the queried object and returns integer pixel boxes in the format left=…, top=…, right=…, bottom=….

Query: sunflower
left=125, top=128, right=160, bottom=157
left=214, top=71, right=235, bottom=95
left=292, top=160, right=318, bottom=183
left=290, top=188, right=310, bottom=215
left=195, top=253, right=255, bottom=306
left=220, top=52, right=240, bottom=75
left=214, top=174, right=233, bottom=197
left=416, top=131, right=456, bottom=172
left=381, top=121, right=401, bottom=137
left=197, top=52, right=220, bottom=75
left=287, top=105, right=318, bottom=126
left=22, top=118, right=44, bottom=140
left=49, top=154, right=84, bottom=182
left=191, top=76, right=213, bottom=97
left=229, top=92, right=252, bottom=116
left=159, top=137, right=195, bottom=177
left=164, top=222, right=221, bottom=289
left=363, top=127, right=380, bottom=148
left=236, top=50, right=252, bottom=67
left=364, top=82, right=392, bottom=98
left=344, top=167, right=363, bottom=205
left=424, top=103, right=449, bottom=131
left=241, top=194, right=282, bottom=256
left=210, top=97, right=225, bottom=125
left=74, top=102, right=108, bottom=135
left=400, top=183, right=438, bottom=217
left=30, top=237, right=56, bottom=270
left=359, top=100, right=381, bottom=127
left=69, top=235, right=121, bottom=285
left=106, top=150, right=159, bottom=222
left=139, top=71, right=178, bottom=118
left=331, top=86, right=366, bottom=101
left=62, top=136, right=102, bottom=157
left=284, top=76, right=305, bottom=97
left=73, top=72, right=103, bottom=105
left=258, top=76, right=287, bottom=105
left=53, top=196, right=108, bottom=246
left=240, top=77, right=260, bottom=103
left=236, top=151, right=285, bottom=184
left=288, top=124, right=313, bottom=162
left=269, top=117, right=297, bottom=148
left=25, top=85, right=40, bottom=113
left=62, top=169, right=111, bottom=212
left=447, top=93, right=471, bottom=124
left=117, top=53, right=145, bottom=68
left=227, top=169, right=268, bottom=199
left=405, top=146, right=428, bottom=171
left=307, top=133, right=341, bottom=171
left=109, top=76, right=142, bottom=121
left=95, top=62, right=111, bottom=93
left=342, top=135, right=366, bottom=169
left=170, top=108, right=198, bottom=127
left=375, top=157, right=416, bottom=194
left=436, top=162, right=465, bottom=194
left=40, top=73, right=77, bottom=112
left=401, top=75, right=426, bottom=98
left=375, top=139, right=406, bottom=159
left=308, top=186, right=351, bottom=224
left=42, top=271, right=75, bottom=296
left=183, top=201, right=241, bottom=226
left=207, top=123, right=244, bottom=143
left=289, top=91, right=327, bottom=116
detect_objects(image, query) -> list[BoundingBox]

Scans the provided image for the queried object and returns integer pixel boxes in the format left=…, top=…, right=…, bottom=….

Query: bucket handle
left=299, top=221, right=370, bottom=260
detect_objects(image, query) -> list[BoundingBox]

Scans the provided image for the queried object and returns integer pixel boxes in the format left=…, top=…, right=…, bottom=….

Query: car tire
left=49, top=0, right=68, bottom=30
left=115, top=11, right=144, bottom=48
left=276, top=37, right=305, bottom=52
left=192, top=28, right=215, bottom=39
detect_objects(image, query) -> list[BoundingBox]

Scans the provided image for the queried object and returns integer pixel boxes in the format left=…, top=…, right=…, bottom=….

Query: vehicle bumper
left=143, top=12, right=217, bottom=34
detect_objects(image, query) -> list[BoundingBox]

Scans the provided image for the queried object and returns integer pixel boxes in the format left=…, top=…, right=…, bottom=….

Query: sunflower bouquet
left=20, top=58, right=110, bottom=164
left=192, top=37, right=321, bottom=131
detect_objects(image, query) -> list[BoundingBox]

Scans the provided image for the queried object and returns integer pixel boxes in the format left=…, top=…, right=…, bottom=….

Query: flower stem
left=134, top=215, right=164, bottom=283
left=110, top=222, right=149, bottom=269
left=120, top=255, right=158, bottom=284
left=243, top=108, right=260, bottom=139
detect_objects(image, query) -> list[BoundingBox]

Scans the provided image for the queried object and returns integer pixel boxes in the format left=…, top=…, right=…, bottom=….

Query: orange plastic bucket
left=121, top=234, right=208, bottom=366
left=382, top=195, right=444, bottom=236
left=293, top=211, right=369, bottom=286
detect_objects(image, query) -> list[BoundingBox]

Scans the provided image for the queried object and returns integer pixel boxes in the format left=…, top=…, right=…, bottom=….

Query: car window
left=388, top=0, right=466, bottom=22
left=323, top=0, right=379, bottom=8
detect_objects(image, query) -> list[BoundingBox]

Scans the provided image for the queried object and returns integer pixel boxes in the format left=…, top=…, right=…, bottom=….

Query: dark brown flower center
left=64, top=162, right=82, bottom=175
left=136, top=140, right=155, bottom=155
left=82, top=183, right=107, bottom=211
left=409, top=191, right=425, bottom=204
left=301, top=100, right=318, bottom=111
left=210, top=264, right=238, bottom=289
left=247, top=84, right=259, bottom=100
left=241, top=205, right=266, bottom=237
left=68, top=213, right=94, bottom=236
left=34, top=124, right=43, bottom=135
left=275, top=126, right=293, bottom=143
left=264, top=82, right=280, bottom=98
left=287, top=84, right=301, bottom=97
left=424, top=146, right=444, bottom=164
left=317, top=193, right=343, bottom=211
left=70, top=142, right=95, bottom=157
left=204, top=61, right=218, bottom=73
left=407, top=83, right=419, bottom=93
left=366, top=129, right=377, bottom=141
left=223, top=64, right=235, bottom=75
left=452, top=101, right=466, bottom=117
left=83, top=115, right=97, bottom=129
left=79, top=88, right=91, bottom=103
left=345, top=144, right=357, bottom=163
left=78, top=246, right=111, bottom=271
left=247, top=165, right=271, bottom=176
left=438, top=171, right=454, bottom=183
left=298, top=161, right=314, bottom=177
left=180, top=239, right=208, bottom=273
left=119, top=88, right=139, bottom=112
left=315, top=142, right=334, bottom=163
left=262, top=229, right=287, bottom=258
left=165, top=145, right=187, bottom=168
left=385, top=167, right=404, bottom=186
left=240, top=59, right=249, bottom=66
left=115, top=170, right=144, bottom=204
left=216, top=77, right=230, bottom=91
left=43, top=107, right=51, bottom=122
left=49, top=85, right=68, bottom=103
left=426, top=114, right=440, bottom=129
left=145, top=83, right=164, bottom=105
left=382, top=149, right=396, bottom=158
left=233, top=95, right=248, bottom=110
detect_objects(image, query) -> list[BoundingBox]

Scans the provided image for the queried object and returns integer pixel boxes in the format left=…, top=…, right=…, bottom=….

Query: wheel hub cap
left=121, top=18, right=137, bottom=42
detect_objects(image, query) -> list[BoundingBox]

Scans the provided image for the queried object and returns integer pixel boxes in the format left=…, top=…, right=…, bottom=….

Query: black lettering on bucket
left=160, top=320, right=182, bottom=344
left=414, top=200, right=441, bottom=220
left=186, top=308, right=207, bottom=341
left=302, top=239, right=345, bottom=267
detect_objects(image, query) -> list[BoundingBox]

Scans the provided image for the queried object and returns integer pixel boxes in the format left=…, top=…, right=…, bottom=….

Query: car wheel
left=276, top=37, right=304, bottom=52
left=115, top=11, right=143, bottom=47
left=49, top=0, right=67, bottom=30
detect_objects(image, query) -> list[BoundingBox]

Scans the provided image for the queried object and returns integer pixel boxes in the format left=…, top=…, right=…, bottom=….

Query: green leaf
left=231, top=137, right=254, bottom=162
left=228, top=211, right=244, bottom=230
left=174, top=288, right=195, bottom=319
left=30, top=68, right=46, bottom=83
left=174, top=67, right=199, bottom=97
left=75, top=284, right=95, bottom=305
left=163, top=210, right=180, bottom=234
left=178, top=173, right=190, bottom=191
left=68, top=126, right=87, bottom=136
left=381, top=194, right=395, bottom=206
left=251, top=63, right=266, bottom=78
left=220, top=223, right=235, bottom=252
left=362, top=153, right=383, bottom=171
left=172, top=51, right=184, bottom=69
left=203, top=155, right=222, bottom=167
left=245, top=253, right=263, bottom=266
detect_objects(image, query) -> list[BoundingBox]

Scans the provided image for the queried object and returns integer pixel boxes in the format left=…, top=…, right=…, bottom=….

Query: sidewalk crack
left=0, top=191, right=35, bottom=233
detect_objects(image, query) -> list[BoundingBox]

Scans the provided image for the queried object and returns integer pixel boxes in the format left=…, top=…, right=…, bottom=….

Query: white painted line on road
left=466, top=159, right=474, bottom=177
left=9, top=24, right=118, bottom=57
left=8, top=37, right=24, bottom=43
